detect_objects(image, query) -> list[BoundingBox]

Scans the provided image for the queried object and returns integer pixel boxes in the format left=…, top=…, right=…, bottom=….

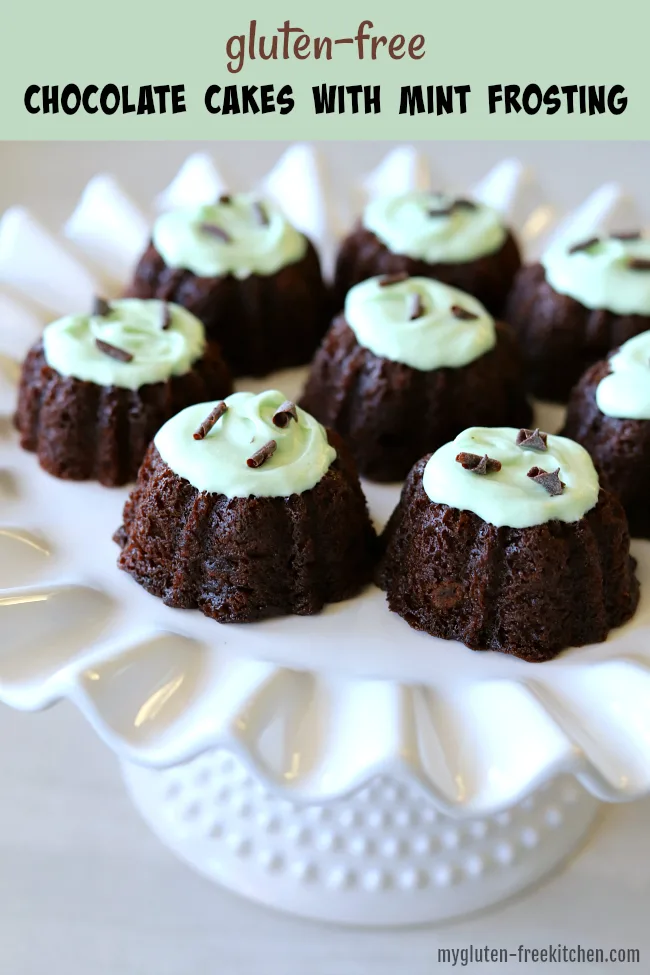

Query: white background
left=0, top=142, right=649, bottom=974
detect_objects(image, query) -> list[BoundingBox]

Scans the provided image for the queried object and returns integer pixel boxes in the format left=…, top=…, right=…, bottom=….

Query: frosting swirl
left=42, top=298, right=206, bottom=391
left=152, top=194, right=308, bottom=279
left=154, top=390, right=337, bottom=498
left=541, top=234, right=650, bottom=316
left=422, top=427, right=599, bottom=529
left=596, top=331, right=650, bottom=419
left=362, top=192, right=507, bottom=264
left=344, top=275, right=496, bottom=370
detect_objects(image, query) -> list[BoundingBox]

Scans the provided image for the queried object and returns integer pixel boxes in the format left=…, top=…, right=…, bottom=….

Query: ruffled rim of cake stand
left=1, top=145, right=649, bottom=816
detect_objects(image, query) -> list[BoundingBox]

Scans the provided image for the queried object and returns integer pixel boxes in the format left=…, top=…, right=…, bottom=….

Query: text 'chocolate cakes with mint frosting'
left=378, top=426, right=639, bottom=661
left=115, top=390, right=377, bottom=623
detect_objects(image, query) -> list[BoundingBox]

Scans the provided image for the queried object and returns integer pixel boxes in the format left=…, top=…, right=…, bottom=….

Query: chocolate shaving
left=92, top=295, right=111, bottom=317
left=611, top=230, right=642, bottom=241
left=450, top=304, right=479, bottom=321
left=272, top=400, right=298, bottom=428
left=516, top=427, right=548, bottom=452
left=407, top=292, right=424, bottom=320
left=193, top=402, right=228, bottom=441
left=453, top=198, right=478, bottom=211
left=527, top=466, right=565, bottom=496
left=218, top=193, right=232, bottom=204
left=252, top=201, right=269, bottom=226
left=247, top=439, right=277, bottom=468
left=161, top=303, right=172, bottom=330
left=200, top=222, right=231, bottom=242
left=429, top=198, right=477, bottom=218
left=455, top=452, right=502, bottom=475
left=95, top=338, right=133, bottom=363
left=568, top=237, right=600, bottom=255
left=378, top=272, right=409, bottom=286
left=628, top=257, right=650, bottom=271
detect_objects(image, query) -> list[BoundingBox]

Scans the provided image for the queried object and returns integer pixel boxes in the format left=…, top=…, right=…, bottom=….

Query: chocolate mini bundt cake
left=378, top=426, right=639, bottom=661
left=505, top=232, right=650, bottom=402
left=300, top=274, right=532, bottom=482
left=15, top=297, right=232, bottom=487
left=333, top=191, right=521, bottom=314
left=127, top=194, right=330, bottom=378
left=115, top=390, right=377, bottom=623
left=563, top=331, right=650, bottom=538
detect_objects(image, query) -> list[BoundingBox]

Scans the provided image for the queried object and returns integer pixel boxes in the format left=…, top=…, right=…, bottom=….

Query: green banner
left=3, top=0, right=648, bottom=138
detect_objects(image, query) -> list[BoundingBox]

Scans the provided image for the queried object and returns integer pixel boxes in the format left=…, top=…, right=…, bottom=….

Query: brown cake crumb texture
left=505, top=263, right=650, bottom=403
left=127, top=240, right=331, bottom=378
left=15, top=340, right=233, bottom=487
left=377, top=455, right=639, bottom=661
left=300, top=317, right=532, bottom=482
left=333, top=225, right=522, bottom=315
left=115, top=433, right=378, bottom=623
left=563, top=357, right=650, bottom=539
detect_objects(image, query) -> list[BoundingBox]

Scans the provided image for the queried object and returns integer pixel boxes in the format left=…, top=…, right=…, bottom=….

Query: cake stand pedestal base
left=122, top=750, right=600, bottom=927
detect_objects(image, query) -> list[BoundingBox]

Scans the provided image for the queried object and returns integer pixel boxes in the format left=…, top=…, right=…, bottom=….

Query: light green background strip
left=2, top=0, right=647, bottom=138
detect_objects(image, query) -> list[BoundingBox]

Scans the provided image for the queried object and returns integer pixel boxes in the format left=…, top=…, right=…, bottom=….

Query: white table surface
left=1, top=141, right=650, bottom=973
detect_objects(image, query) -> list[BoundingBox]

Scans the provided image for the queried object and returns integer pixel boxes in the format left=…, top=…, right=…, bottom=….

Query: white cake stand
left=1, top=148, right=649, bottom=926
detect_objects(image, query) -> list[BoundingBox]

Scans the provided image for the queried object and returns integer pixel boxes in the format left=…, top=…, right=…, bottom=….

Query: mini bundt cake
left=127, top=193, right=330, bottom=377
left=115, top=390, right=377, bottom=623
left=15, top=297, right=232, bottom=487
left=505, top=231, right=650, bottom=402
left=563, top=331, right=650, bottom=538
left=300, top=274, right=532, bottom=482
left=333, top=191, right=521, bottom=314
left=378, top=426, right=639, bottom=661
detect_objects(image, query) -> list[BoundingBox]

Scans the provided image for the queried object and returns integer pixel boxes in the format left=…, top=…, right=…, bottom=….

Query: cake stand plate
left=1, top=149, right=649, bottom=927
left=122, top=750, right=599, bottom=926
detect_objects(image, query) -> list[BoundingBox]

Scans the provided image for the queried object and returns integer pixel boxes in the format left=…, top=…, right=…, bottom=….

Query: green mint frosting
left=542, top=235, right=650, bottom=315
left=596, top=331, right=650, bottom=419
left=362, top=192, right=507, bottom=264
left=152, top=194, right=308, bottom=279
left=154, top=390, right=337, bottom=498
left=344, top=275, right=496, bottom=370
left=42, top=298, right=206, bottom=391
left=422, top=427, right=600, bottom=529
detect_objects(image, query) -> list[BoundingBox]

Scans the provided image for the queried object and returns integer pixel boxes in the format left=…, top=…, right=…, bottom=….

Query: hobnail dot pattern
left=129, top=748, right=596, bottom=902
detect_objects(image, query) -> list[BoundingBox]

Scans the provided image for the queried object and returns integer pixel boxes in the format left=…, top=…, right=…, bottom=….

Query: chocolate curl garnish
left=193, top=402, right=228, bottom=441
left=407, top=292, right=424, bottom=320
left=611, top=230, right=642, bottom=241
left=161, top=303, right=172, bottom=330
left=218, top=193, right=232, bottom=204
left=378, top=272, right=409, bottom=286
left=252, top=201, right=269, bottom=226
left=568, top=236, right=600, bottom=254
left=200, top=222, right=231, bottom=242
left=429, top=198, right=477, bottom=218
left=453, top=198, right=478, bottom=211
left=450, top=304, right=479, bottom=321
left=272, top=401, right=298, bottom=428
left=247, top=439, right=277, bottom=468
left=456, top=452, right=502, bottom=475
left=95, top=338, right=133, bottom=363
left=92, top=295, right=111, bottom=317
left=516, top=428, right=548, bottom=452
left=527, top=466, right=565, bottom=496
left=628, top=257, right=650, bottom=271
